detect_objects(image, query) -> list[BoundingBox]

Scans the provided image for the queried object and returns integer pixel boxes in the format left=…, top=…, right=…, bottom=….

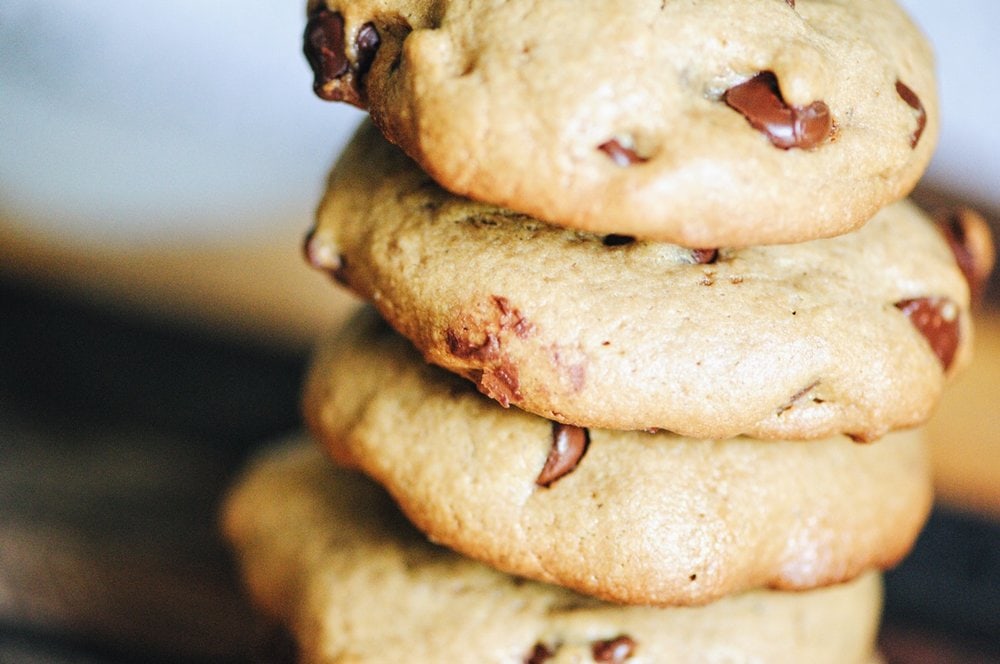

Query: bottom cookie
left=223, top=440, right=884, bottom=664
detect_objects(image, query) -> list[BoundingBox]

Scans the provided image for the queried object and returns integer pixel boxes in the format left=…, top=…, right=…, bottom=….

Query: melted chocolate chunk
left=786, top=0, right=795, bottom=7
left=524, top=643, right=555, bottom=664
left=691, top=248, right=718, bottom=264
left=936, top=208, right=995, bottom=302
left=302, top=227, right=320, bottom=267
left=303, top=8, right=380, bottom=105
left=304, top=9, right=349, bottom=99
left=354, top=22, right=380, bottom=74
left=592, top=635, right=637, bottom=663
left=536, top=423, right=590, bottom=487
left=302, top=228, right=349, bottom=284
left=602, top=234, right=636, bottom=247
left=447, top=329, right=500, bottom=362
left=895, top=80, right=926, bottom=148
left=895, top=297, right=960, bottom=370
left=477, top=364, right=521, bottom=408
left=724, top=71, right=831, bottom=149
left=598, top=138, right=647, bottom=166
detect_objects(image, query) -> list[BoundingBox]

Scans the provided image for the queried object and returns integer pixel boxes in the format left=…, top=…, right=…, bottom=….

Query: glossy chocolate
left=895, top=297, right=960, bottom=370
left=691, top=248, right=718, bottom=264
left=303, top=228, right=349, bottom=285
left=354, top=22, right=380, bottom=74
left=524, top=643, right=554, bottom=664
left=598, top=138, right=646, bottom=166
left=602, top=234, right=636, bottom=247
left=592, top=635, right=637, bottom=663
left=895, top=80, right=926, bottom=148
left=536, top=423, right=590, bottom=487
left=304, top=9, right=349, bottom=100
left=303, top=7, right=380, bottom=105
left=724, top=72, right=831, bottom=149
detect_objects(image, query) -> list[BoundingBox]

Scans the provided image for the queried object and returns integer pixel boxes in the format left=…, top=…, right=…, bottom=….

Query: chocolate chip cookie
left=223, top=439, right=885, bottom=663
left=302, top=308, right=933, bottom=606
left=306, top=122, right=976, bottom=441
left=302, top=0, right=936, bottom=247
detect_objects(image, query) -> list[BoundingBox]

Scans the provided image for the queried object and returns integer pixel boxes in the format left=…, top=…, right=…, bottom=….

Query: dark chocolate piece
left=303, top=8, right=380, bottom=106
left=724, top=71, right=831, bottom=149
left=895, top=80, right=926, bottom=148
left=524, top=643, right=554, bottom=664
left=936, top=208, right=995, bottom=302
left=354, top=22, right=380, bottom=74
left=602, top=234, right=636, bottom=247
left=895, top=297, right=960, bottom=370
left=592, top=635, right=637, bottom=663
left=599, top=138, right=647, bottom=166
left=536, top=423, right=590, bottom=487
left=304, top=9, right=349, bottom=100
left=691, top=248, right=718, bottom=264
left=302, top=228, right=349, bottom=285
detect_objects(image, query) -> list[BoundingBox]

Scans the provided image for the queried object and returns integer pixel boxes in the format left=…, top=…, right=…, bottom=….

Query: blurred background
left=1, top=0, right=998, bottom=662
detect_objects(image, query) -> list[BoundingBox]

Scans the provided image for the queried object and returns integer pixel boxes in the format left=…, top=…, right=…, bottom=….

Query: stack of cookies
left=223, top=0, right=995, bottom=661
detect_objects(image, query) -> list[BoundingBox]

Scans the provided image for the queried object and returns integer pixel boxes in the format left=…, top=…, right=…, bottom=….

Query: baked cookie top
left=223, top=439, right=884, bottom=663
left=307, top=123, right=978, bottom=441
left=302, top=308, right=932, bottom=607
left=303, top=0, right=936, bottom=246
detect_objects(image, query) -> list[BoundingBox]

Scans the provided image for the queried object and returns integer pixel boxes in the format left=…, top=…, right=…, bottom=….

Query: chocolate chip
left=447, top=330, right=498, bottom=361
left=354, top=22, right=380, bottom=74
left=592, top=635, right=636, bottom=663
left=598, top=138, right=647, bottom=166
left=302, top=228, right=349, bottom=284
left=936, top=207, right=996, bottom=302
left=476, top=364, right=521, bottom=408
left=304, top=9, right=349, bottom=99
left=895, top=297, right=960, bottom=370
left=302, top=226, right=320, bottom=266
left=777, top=380, right=820, bottom=415
left=303, top=7, right=380, bottom=106
left=785, top=0, right=795, bottom=7
left=492, top=295, right=534, bottom=339
left=724, top=71, right=831, bottom=149
left=524, top=643, right=555, bottom=664
left=602, top=234, right=636, bottom=247
left=895, top=80, right=926, bottom=148
left=691, top=248, right=718, bottom=264
left=536, top=423, right=590, bottom=487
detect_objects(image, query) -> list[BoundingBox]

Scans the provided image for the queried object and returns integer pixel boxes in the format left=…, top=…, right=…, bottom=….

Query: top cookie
left=303, top=0, right=937, bottom=247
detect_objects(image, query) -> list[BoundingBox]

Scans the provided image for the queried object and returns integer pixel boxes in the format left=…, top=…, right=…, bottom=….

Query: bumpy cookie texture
left=302, top=308, right=933, bottom=606
left=307, top=123, right=973, bottom=441
left=223, top=440, right=885, bottom=663
left=303, top=0, right=937, bottom=246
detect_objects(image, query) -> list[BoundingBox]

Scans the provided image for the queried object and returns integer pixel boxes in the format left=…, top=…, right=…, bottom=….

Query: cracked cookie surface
left=307, top=123, right=975, bottom=441
left=301, top=308, right=933, bottom=606
left=223, top=438, right=885, bottom=662
left=303, top=0, right=936, bottom=246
